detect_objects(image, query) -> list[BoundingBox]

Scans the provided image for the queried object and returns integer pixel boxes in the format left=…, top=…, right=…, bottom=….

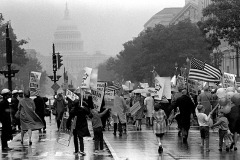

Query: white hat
left=18, top=90, right=23, bottom=93
left=1, top=89, right=10, bottom=95
left=12, top=90, right=18, bottom=94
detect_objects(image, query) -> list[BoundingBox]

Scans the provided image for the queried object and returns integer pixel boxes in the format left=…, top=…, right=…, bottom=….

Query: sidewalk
left=103, top=122, right=240, bottom=160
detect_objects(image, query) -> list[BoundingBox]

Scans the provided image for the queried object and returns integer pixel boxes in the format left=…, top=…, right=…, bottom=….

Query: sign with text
left=66, top=89, right=79, bottom=101
left=154, top=77, right=165, bottom=100
left=223, top=72, right=236, bottom=87
left=91, top=88, right=104, bottom=112
left=29, top=71, right=41, bottom=96
left=81, top=67, right=92, bottom=89
left=130, top=101, right=141, bottom=116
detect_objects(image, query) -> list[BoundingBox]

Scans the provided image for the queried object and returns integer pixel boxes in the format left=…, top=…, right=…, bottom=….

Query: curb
left=103, top=135, right=120, bottom=160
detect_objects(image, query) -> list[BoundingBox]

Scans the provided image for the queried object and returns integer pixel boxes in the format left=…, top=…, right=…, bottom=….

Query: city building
left=144, top=0, right=240, bottom=83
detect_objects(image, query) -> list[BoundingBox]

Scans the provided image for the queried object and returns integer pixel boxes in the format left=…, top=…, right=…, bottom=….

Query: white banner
left=223, top=72, right=236, bottom=87
left=29, top=71, right=41, bottom=96
left=66, top=89, right=79, bottom=101
left=81, top=67, right=92, bottom=89
left=154, top=77, right=165, bottom=100
left=91, top=88, right=104, bottom=112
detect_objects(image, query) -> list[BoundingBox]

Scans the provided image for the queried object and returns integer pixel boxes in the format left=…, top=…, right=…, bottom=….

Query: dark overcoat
left=175, top=95, right=195, bottom=130
left=67, top=102, right=91, bottom=137
left=0, top=99, right=13, bottom=141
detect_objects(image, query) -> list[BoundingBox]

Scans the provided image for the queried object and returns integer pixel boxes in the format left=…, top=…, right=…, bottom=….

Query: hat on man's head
left=12, top=90, right=18, bottom=94
left=18, top=90, right=23, bottom=94
left=1, top=89, right=10, bottom=95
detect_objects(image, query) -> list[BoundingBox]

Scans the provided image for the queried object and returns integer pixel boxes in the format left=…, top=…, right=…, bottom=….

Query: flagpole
left=186, top=57, right=190, bottom=95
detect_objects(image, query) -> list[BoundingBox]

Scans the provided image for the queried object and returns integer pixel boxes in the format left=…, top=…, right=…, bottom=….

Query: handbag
left=15, top=110, right=20, bottom=119
left=44, top=108, right=51, bottom=116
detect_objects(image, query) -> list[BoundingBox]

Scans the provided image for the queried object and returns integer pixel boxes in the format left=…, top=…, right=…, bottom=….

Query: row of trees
left=99, top=0, right=240, bottom=85
left=0, top=15, right=47, bottom=94
left=99, top=20, right=213, bottom=84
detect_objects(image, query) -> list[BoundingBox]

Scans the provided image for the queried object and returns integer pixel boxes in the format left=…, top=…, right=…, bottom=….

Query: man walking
left=0, top=89, right=13, bottom=151
left=144, top=93, right=154, bottom=126
left=173, top=89, right=195, bottom=143
left=113, top=88, right=128, bottom=136
left=34, top=93, right=47, bottom=134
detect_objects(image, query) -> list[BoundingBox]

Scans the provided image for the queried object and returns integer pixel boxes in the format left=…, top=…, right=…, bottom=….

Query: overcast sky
left=1, top=0, right=185, bottom=56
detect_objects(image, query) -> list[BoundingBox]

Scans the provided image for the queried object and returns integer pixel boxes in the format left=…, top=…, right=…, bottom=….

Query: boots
left=113, top=123, right=117, bottom=136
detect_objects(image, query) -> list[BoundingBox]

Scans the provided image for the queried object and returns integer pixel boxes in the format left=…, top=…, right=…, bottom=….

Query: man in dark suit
left=173, top=89, right=195, bottom=143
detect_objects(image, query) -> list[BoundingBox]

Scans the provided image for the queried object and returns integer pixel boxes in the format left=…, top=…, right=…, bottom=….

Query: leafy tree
left=97, top=62, right=116, bottom=82
left=107, top=19, right=212, bottom=83
left=198, top=0, right=240, bottom=47
left=0, top=15, right=28, bottom=69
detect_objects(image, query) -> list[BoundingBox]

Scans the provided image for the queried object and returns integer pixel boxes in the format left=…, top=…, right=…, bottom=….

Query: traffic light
left=52, top=53, right=57, bottom=71
left=6, top=25, right=12, bottom=64
left=57, top=53, right=63, bottom=69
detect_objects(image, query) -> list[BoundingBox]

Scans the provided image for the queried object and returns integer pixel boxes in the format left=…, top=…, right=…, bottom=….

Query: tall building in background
left=36, top=3, right=109, bottom=91
left=52, top=3, right=109, bottom=87
left=144, top=0, right=212, bottom=29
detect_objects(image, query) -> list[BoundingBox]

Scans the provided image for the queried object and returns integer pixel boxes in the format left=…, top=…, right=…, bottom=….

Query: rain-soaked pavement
left=1, top=116, right=240, bottom=160
left=104, top=123, right=240, bottom=160
left=1, top=116, right=113, bottom=160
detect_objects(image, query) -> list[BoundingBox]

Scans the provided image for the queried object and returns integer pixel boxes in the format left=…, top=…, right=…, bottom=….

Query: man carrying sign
left=112, top=88, right=128, bottom=136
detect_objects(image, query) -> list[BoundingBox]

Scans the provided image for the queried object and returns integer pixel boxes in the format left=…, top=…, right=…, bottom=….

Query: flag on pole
left=189, top=58, right=222, bottom=82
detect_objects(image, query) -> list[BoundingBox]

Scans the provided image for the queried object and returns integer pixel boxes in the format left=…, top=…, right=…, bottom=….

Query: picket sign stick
left=80, top=88, right=83, bottom=108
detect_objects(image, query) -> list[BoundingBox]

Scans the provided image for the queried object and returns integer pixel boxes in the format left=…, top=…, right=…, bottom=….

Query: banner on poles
left=154, top=77, right=165, bottom=100
left=130, top=101, right=141, bottom=116
left=66, top=89, right=79, bottom=101
left=91, top=88, right=104, bottom=112
left=29, top=71, right=41, bottom=96
left=223, top=72, right=236, bottom=87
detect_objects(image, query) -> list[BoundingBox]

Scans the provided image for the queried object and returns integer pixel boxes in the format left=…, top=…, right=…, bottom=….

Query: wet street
left=104, top=123, right=240, bottom=160
left=1, top=117, right=240, bottom=160
left=1, top=117, right=113, bottom=160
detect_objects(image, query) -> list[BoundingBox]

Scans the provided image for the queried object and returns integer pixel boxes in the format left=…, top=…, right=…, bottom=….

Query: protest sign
left=29, top=71, right=41, bottom=96
left=81, top=67, right=92, bottom=89
left=66, top=89, right=79, bottom=101
left=130, top=101, right=141, bottom=116
left=91, top=88, right=104, bottom=111
left=223, top=72, right=236, bottom=87
left=154, top=77, right=165, bottom=100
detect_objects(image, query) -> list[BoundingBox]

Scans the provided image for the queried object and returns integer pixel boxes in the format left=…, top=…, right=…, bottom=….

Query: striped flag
left=188, top=58, right=222, bottom=82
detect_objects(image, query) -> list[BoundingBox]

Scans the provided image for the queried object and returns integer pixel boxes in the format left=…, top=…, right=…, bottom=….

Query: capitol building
left=38, top=3, right=109, bottom=88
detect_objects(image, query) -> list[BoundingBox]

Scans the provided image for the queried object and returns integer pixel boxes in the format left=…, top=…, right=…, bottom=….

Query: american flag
left=188, top=58, right=222, bottom=82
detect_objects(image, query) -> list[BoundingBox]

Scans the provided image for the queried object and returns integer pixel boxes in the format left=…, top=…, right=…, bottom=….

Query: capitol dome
left=53, top=3, right=84, bottom=55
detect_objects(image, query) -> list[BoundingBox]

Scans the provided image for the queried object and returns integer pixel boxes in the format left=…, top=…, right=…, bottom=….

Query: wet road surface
left=1, top=117, right=113, bottom=160
left=103, top=123, right=240, bottom=160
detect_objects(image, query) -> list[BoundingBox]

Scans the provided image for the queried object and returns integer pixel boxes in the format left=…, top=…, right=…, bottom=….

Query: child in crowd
left=211, top=110, right=232, bottom=152
left=153, top=104, right=167, bottom=154
left=89, top=106, right=110, bottom=153
left=195, top=103, right=217, bottom=152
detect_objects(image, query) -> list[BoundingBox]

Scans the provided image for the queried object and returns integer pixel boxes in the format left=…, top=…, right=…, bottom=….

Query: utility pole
left=0, top=24, right=19, bottom=90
